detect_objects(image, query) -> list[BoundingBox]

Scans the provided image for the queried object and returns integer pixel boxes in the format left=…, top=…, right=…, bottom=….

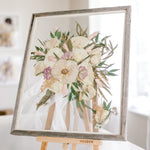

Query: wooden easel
left=36, top=98, right=102, bottom=150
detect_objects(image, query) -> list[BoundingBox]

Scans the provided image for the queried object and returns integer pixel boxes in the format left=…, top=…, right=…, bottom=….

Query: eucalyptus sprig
left=76, top=21, right=88, bottom=37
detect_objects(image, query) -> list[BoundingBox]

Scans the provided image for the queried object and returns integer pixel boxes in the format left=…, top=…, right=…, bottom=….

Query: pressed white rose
left=71, top=36, right=89, bottom=49
left=73, top=48, right=89, bottom=65
left=49, top=79, right=63, bottom=93
left=51, top=59, right=79, bottom=84
left=95, top=106, right=110, bottom=124
left=80, top=85, right=96, bottom=101
left=34, top=61, right=45, bottom=75
left=44, top=37, right=59, bottom=50
left=88, top=48, right=101, bottom=66
left=44, top=48, right=63, bottom=68
left=41, top=77, right=63, bottom=93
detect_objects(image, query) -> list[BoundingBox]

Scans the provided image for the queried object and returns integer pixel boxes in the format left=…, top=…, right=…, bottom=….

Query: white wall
left=0, top=0, right=70, bottom=109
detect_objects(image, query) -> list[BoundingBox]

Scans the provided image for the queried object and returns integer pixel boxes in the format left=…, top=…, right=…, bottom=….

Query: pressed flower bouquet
left=30, top=22, right=118, bottom=129
left=11, top=7, right=130, bottom=141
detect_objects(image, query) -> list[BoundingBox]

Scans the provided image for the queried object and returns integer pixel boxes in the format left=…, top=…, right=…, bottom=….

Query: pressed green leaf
left=56, top=32, right=61, bottom=39
left=35, top=46, right=40, bottom=51
left=77, top=55, right=91, bottom=65
left=98, top=61, right=105, bottom=67
left=67, top=39, right=73, bottom=51
left=108, top=72, right=117, bottom=76
left=106, top=63, right=114, bottom=69
left=70, top=34, right=74, bottom=38
left=107, top=101, right=112, bottom=110
left=68, top=92, right=72, bottom=101
left=38, top=39, right=45, bottom=46
left=72, top=82, right=79, bottom=89
left=95, top=33, right=99, bottom=43
left=46, top=89, right=52, bottom=97
left=71, top=86, right=78, bottom=99
left=99, top=88, right=108, bottom=101
left=36, top=71, right=44, bottom=76
left=67, top=84, right=70, bottom=89
left=53, top=52, right=60, bottom=60
left=103, top=101, right=107, bottom=110
left=67, top=31, right=70, bottom=36
left=109, top=69, right=119, bottom=72
left=81, top=100, right=85, bottom=106
left=76, top=100, right=83, bottom=112
left=36, top=89, right=54, bottom=110
left=99, top=43, right=105, bottom=47
left=76, top=100, right=80, bottom=107
left=103, top=86, right=112, bottom=95
left=31, top=52, right=35, bottom=54
left=55, top=30, right=58, bottom=36
left=50, top=32, right=55, bottom=38
left=101, top=35, right=111, bottom=42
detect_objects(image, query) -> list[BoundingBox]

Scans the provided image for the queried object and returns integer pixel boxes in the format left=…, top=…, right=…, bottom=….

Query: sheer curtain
left=89, top=0, right=150, bottom=109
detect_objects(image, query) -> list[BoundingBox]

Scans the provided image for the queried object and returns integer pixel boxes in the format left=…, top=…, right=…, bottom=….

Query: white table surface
left=0, top=115, right=144, bottom=150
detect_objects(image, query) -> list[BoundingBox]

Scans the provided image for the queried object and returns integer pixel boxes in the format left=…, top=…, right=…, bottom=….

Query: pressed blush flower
left=62, top=51, right=74, bottom=60
left=51, top=59, right=78, bottom=84
left=79, top=66, right=88, bottom=80
left=44, top=67, right=52, bottom=80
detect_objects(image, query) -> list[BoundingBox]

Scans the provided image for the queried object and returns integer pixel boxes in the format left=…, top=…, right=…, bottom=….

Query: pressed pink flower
left=79, top=66, right=88, bottom=80
left=88, top=32, right=99, bottom=40
left=63, top=43, right=69, bottom=51
left=35, top=51, right=45, bottom=56
left=44, top=67, right=52, bottom=80
left=62, top=51, right=74, bottom=60
left=48, top=56, right=57, bottom=62
left=85, top=43, right=95, bottom=52
left=62, top=84, right=67, bottom=96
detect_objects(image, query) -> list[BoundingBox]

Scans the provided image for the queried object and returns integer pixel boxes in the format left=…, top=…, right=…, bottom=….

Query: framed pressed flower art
left=11, top=6, right=131, bottom=141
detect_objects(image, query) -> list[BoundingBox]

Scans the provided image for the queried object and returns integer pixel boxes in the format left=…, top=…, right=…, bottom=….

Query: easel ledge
left=36, top=136, right=102, bottom=145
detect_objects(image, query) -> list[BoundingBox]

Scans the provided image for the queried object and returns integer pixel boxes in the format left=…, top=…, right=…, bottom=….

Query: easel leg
left=63, top=102, right=70, bottom=150
left=72, top=144, right=77, bottom=150
left=41, top=103, right=55, bottom=150
left=81, top=100, right=91, bottom=132
left=92, top=97, right=100, bottom=150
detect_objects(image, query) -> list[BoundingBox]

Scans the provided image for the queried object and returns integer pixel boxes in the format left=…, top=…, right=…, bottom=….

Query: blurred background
left=0, top=0, right=149, bottom=150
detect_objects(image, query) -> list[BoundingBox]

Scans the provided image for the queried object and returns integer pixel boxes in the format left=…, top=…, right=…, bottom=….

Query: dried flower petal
left=63, top=43, right=69, bottom=51
left=62, top=51, right=74, bottom=60
left=85, top=43, right=95, bottom=52
left=44, top=67, right=51, bottom=80
left=48, top=56, right=57, bottom=62
left=35, top=51, right=45, bottom=56
left=79, top=66, right=88, bottom=80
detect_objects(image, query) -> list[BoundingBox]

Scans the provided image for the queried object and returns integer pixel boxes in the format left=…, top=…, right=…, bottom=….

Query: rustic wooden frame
left=11, top=6, right=131, bottom=141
